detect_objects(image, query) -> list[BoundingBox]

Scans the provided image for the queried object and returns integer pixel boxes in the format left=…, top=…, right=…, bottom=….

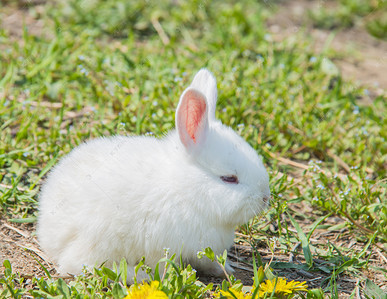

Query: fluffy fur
left=37, top=69, right=270, bottom=281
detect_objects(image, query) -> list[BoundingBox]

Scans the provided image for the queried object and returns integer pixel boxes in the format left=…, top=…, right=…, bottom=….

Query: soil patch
left=266, top=0, right=387, bottom=95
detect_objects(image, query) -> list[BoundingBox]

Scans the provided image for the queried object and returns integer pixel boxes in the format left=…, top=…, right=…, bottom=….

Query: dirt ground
left=266, top=0, right=387, bottom=97
left=1, top=0, right=386, bottom=297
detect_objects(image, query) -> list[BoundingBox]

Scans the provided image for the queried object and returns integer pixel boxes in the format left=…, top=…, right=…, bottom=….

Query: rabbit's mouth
left=243, top=195, right=269, bottom=217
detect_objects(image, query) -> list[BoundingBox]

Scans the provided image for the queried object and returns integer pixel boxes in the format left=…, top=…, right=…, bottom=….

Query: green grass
left=1, top=0, right=386, bottom=298
left=308, top=0, right=387, bottom=40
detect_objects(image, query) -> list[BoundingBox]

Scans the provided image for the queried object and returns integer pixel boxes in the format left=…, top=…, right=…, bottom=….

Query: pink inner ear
left=180, top=90, right=207, bottom=143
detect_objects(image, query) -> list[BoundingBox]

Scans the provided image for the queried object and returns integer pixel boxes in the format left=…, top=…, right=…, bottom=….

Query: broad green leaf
left=3, top=260, right=11, bottom=271
left=119, top=258, right=128, bottom=286
left=204, top=247, right=215, bottom=262
left=57, top=278, right=71, bottom=297
left=364, top=278, right=386, bottom=299
left=102, top=266, right=118, bottom=281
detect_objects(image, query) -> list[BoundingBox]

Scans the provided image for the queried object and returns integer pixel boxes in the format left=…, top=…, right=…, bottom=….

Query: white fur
left=37, top=69, right=270, bottom=281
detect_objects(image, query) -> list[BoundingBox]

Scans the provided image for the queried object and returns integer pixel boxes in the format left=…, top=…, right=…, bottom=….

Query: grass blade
left=287, top=212, right=313, bottom=267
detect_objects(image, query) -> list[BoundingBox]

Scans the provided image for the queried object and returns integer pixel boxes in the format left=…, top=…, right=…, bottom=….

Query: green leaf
left=134, top=256, right=145, bottom=284
left=286, top=212, right=313, bottom=268
left=26, top=38, right=60, bottom=78
left=57, top=278, right=71, bottom=297
left=32, top=255, right=52, bottom=279
left=222, top=279, right=229, bottom=291
left=217, top=249, right=227, bottom=266
left=204, top=247, right=215, bottom=262
left=287, top=212, right=314, bottom=267
left=335, top=258, right=356, bottom=275
left=252, top=253, right=259, bottom=287
left=364, top=279, right=386, bottom=299
left=3, top=260, right=11, bottom=271
left=307, top=288, right=325, bottom=299
left=157, top=257, right=180, bottom=275
left=251, top=284, right=260, bottom=299
left=9, top=217, right=37, bottom=223
left=271, top=262, right=310, bottom=271
left=119, top=258, right=128, bottom=287
left=112, top=282, right=126, bottom=299
left=30, top=154, right=59, bottom=190
left=0, top=63, right=14, bottom=87
left=222, top=249, right=227, bottom=262
left=102, top=266, right=118, bottom=281
left=358, top=231, right=377, bottom=259
left=154, top=261, right=160, bottom=282
left=307, top=212, right=332, bottom=240
left=257, top=266, right=265, bottom=285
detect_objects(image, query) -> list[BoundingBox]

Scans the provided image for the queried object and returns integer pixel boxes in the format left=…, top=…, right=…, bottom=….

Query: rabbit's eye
left=220, top=175, right=239, bottom=184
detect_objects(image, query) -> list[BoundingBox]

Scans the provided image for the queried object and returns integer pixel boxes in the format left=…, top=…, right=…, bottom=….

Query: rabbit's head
left=175, top=69, right=270, bottom=226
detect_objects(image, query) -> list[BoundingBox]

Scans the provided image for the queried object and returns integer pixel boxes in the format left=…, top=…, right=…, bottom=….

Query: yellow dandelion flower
left=125, top=281, right=167, bottom=299
left=216, top=288, right=252, bottom=299
left=258, top=277, right=308, bottom=297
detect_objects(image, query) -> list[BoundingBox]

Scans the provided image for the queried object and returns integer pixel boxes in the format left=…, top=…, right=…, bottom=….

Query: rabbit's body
left=37, top=69, right=270, bottom=281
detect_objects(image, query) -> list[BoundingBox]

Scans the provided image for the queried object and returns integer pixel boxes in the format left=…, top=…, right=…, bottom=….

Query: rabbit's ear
left=190, top=69, right=217, bottom=121
left=176, top=88, right=208, bottom=149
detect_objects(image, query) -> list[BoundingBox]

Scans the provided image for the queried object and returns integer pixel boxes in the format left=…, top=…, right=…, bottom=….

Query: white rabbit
left=37, top=69, right=270, bottom=282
